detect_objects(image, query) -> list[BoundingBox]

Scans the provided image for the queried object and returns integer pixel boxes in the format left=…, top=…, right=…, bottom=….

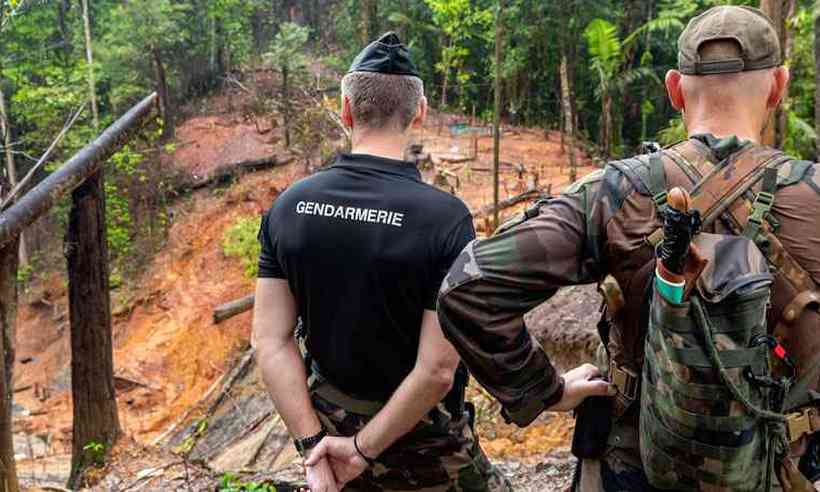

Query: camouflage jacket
left=437, top=135, right=820, bottom=430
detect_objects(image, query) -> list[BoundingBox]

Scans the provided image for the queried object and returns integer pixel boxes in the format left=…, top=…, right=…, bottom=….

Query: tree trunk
left=815, top=9, right=820, bottom=158
left=82, top=0, right=99, bottom=130
left=151, top=46, right=174, bottom=140
left=209, top=15, right=217, bottom=75
left=57, top=0, right=73, bottom=66
left=65, top=171, right=120, bottom=489
left=360, top=0, right=378, bottom=43
left=282, top=64, right=290, bottom=148
left=759, top=0, right=793, bottom=148
left=492, top=0, right=504, bottom=229
left=0, top=238, right=20, bottom=492
left=602, top=93, right=613, bottom=158
left=0, top=84, right=27, bottom=268
left=440, top=38, right=452, bottom=109
left=560, top=54, right=577, bottom=182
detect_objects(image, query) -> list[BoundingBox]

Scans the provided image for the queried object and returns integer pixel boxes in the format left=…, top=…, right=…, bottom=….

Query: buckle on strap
left=748, top=191, right=775, bottom=225
left=786, top=408, right=817, bottom=443
left=652, top=191, right=668, bottom=209
left=610, top=362, right=639, bottom=400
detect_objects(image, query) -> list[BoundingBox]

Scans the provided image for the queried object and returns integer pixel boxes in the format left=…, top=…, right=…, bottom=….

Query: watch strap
left=295, top=429, right=327, bottom=457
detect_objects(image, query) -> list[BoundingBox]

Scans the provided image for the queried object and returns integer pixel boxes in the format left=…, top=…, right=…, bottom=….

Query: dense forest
left=1, top=1, right=818, bottom=260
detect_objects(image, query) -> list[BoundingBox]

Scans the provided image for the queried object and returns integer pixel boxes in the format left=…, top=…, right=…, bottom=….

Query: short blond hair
left=341, top=72, right=423, bottom=131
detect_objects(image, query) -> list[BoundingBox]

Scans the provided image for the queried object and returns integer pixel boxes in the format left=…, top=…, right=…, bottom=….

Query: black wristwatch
left=294, top=429, right=327, bottom=457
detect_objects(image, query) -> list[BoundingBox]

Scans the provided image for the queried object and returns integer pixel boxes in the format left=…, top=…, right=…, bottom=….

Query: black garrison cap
left=347, top=32, right=420, bottom=78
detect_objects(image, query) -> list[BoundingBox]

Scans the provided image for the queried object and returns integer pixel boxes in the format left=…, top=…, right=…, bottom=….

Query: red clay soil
left=12, top=102, right=599, bottom=486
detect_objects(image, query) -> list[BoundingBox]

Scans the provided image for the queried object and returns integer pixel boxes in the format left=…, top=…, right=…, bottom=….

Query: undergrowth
left=219, top=472, right=277, bottom=492
left=222, top=216, right=262, bottom=278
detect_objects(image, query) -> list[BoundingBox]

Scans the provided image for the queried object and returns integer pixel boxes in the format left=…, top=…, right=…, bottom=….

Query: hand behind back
left=305, top=436, right=369, bottom=489
left=305, top=455, right=340, bottom=492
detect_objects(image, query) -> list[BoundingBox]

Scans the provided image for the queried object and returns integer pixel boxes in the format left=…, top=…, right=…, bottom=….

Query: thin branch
left=221, top=75, right=252, bottom=94
left=0, top=101, right=86, bottom=210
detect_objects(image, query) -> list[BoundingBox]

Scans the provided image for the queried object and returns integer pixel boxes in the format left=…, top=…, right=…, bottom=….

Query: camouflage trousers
left=310, top=382, right=513, bottom=492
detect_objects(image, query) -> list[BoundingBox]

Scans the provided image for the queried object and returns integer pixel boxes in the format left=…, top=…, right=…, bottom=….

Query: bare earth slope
left=13, top=101, right=600, bottom=490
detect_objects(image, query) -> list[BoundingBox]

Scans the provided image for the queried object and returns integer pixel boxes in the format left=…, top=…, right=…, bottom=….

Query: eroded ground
left=12, top=93, right=600, bottom=490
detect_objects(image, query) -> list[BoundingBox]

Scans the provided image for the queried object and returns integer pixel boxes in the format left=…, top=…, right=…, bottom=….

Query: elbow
left=418, top=363, right=457, bottom=396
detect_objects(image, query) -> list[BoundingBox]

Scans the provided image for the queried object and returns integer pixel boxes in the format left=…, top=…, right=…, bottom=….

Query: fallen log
left=438, top=155, right=474, bottom=164
left=154, top=346, right=255, bottom=447
left=471, top=188, right=547, bottom=219
left=13, top=384, right=31, bottom=393
left=205, top=347, right=256, bottom=421
left=213, top=294, right=255, bottom=324
left=172, top=155, right=295, bottom=196
left=0, top=93, right=158, bottom=250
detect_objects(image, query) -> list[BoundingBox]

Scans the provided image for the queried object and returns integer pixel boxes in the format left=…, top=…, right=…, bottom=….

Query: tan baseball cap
left=678, top=6, right=781, bottom=75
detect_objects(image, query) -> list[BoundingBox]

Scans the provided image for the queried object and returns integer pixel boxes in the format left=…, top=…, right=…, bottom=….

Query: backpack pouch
left=640, top=233, right=776, bottom=491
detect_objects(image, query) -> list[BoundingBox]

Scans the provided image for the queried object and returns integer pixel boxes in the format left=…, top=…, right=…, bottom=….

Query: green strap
left=648, top=152, right=668, bottom=213
left=645, top=338, right=736, bottom=400
left=744, top=167, right=778, bottom=241
left=644, top=381, right=757, bottom=433
left=670, top=345, right=768, bottom=370
left=643, top=401, right=758, bottom=461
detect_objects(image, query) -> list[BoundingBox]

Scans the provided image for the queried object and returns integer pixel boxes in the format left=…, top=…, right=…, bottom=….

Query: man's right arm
left=437, top=170, right=620, bottom=425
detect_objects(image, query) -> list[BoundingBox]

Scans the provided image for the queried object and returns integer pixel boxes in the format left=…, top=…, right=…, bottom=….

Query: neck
left=350, top=129, right=409, bottom=161
left=684, top=106, right=766, bottom=144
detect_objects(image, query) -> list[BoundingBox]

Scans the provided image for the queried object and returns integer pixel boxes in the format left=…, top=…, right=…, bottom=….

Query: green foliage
left=16, top=261, right=34, bottom=288
left=176, top=418, right=209, bottom=455
left=658, top=115, right=688, bottom=146
left=222, top=216, right=262, bottom=279
left=219, top=472, right=277, bottom=492
left=82, top=441, right=106, bottom=467
left=264, top=22, right=311, bottom=72
left=424, top=0, right=492, bottom=108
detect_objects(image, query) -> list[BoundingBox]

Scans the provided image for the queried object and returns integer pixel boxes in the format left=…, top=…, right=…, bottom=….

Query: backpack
left=633, top=141, right=820, bottom=491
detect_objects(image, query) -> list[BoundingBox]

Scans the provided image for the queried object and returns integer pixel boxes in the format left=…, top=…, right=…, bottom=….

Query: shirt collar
left=331, top=153, right=422, bottom=181
left=690, top=133, right=751, bottom=161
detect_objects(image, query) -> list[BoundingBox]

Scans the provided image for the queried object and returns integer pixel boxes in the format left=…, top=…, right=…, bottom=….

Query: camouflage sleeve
left=438, top=168, right=620, bottom=427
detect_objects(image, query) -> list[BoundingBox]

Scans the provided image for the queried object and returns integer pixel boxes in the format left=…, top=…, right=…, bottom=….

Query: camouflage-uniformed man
left=438, top=7, right=820, bottom=491
left=253, top=33, right=510, bottom=492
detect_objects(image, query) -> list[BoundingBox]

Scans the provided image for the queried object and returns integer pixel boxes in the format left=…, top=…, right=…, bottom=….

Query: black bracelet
left=353, top=433, right=376, bottom=466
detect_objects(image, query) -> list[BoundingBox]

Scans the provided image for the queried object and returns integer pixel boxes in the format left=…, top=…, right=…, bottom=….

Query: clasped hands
left=303, top=435, right=369, bottom=492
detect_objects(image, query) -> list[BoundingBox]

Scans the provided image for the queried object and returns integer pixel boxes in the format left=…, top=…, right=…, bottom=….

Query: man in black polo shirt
left=252, top=33, right=510, bottom=492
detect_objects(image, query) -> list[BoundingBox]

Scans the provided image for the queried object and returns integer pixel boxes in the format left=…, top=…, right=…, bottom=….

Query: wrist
left=353, top=432, right=377, bottom=465
left=543, top=376, right=566, bottom=410
left=294, top=428, right=326, bottom=458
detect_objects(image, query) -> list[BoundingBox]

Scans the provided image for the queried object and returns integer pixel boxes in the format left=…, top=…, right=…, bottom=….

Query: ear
left=411, top=96, right=428, bottom=129
left=767, top=66, right=790, bottom=109
left=665, top=70, right=685, bottom=111
left=341, top=95, right=354, bottom=129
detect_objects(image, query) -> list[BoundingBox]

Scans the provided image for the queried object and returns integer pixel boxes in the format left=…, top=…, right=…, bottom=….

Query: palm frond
left=623, top=16, right=685, bottom=47
left=612, top=66, right=660, bottom=93
left=584, top=18, right=622, bottom=76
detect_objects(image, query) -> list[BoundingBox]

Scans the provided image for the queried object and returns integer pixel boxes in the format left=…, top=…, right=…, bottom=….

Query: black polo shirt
left=258, top=153, right=475, bottom=400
